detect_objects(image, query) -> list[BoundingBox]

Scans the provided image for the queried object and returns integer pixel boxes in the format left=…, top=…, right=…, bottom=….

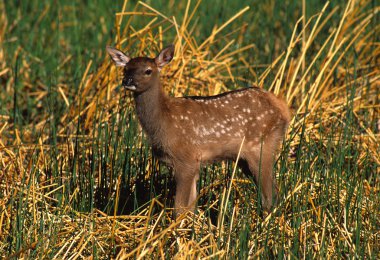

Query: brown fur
left=107, top=45, right=291, bottom=216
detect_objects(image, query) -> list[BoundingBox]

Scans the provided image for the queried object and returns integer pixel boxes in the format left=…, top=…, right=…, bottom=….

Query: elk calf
left=107, top=45, right=290, bottom=216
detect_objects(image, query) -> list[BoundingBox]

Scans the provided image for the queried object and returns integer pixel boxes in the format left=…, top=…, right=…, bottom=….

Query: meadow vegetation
left=0, top=0, right=379, bottom=258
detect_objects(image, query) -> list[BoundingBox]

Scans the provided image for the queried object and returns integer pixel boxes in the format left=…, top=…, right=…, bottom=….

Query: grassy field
left=0, top=0, right=379, bottom=258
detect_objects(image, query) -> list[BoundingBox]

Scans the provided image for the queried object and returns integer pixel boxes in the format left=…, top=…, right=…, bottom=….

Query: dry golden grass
left=0, top=0, right=379, bottom=258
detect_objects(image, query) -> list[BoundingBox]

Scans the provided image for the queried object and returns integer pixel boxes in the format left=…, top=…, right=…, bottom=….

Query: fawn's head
left=106, top=45, right=174, bottom=93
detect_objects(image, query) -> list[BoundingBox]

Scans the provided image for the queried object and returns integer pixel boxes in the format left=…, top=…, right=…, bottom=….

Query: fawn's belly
left=198, top=139, right=242, bottom=163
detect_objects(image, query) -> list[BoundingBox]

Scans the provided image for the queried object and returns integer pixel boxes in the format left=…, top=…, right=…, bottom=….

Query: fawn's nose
left=123, top=77, right=134, bottom=86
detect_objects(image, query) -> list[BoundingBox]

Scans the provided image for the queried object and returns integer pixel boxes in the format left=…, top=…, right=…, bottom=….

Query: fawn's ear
left=155, top=45, right=174, bottom=70
left=106, top=46, right=130, bottom=66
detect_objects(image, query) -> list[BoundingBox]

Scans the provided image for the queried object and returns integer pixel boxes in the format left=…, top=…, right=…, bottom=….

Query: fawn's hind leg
left=242, top=132, right=283, bottom=211
left=242, top=152, right=278, bottom=212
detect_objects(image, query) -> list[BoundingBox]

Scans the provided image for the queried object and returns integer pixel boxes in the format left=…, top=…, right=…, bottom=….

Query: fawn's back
left=162, top=87, right=290, bottom=164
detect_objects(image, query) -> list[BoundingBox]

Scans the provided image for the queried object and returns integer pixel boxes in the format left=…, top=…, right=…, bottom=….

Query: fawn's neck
left=133, top=83, right=168, bottom=143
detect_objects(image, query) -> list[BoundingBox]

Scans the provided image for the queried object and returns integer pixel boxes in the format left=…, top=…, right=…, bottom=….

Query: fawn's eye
left=145, top=69, right=152, bottom=75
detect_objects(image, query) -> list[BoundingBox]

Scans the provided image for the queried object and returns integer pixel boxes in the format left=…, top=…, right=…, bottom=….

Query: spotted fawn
left=107, top=45, right=290, bottom=216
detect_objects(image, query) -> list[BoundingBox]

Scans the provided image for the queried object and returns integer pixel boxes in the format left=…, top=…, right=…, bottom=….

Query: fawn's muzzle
left=122, top=78, right=136, bottom=91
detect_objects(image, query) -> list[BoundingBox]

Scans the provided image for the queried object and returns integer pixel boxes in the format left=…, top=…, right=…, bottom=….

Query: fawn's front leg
left=173, top=163, right=199, bottom=217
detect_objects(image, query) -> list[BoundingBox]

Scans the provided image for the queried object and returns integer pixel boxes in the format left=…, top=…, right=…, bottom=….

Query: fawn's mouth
left=124, top=85, right=136, bottom=91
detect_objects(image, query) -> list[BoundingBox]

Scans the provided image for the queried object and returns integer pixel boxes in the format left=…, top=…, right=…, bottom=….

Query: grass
left=0, top=0, right=379, bottom=258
